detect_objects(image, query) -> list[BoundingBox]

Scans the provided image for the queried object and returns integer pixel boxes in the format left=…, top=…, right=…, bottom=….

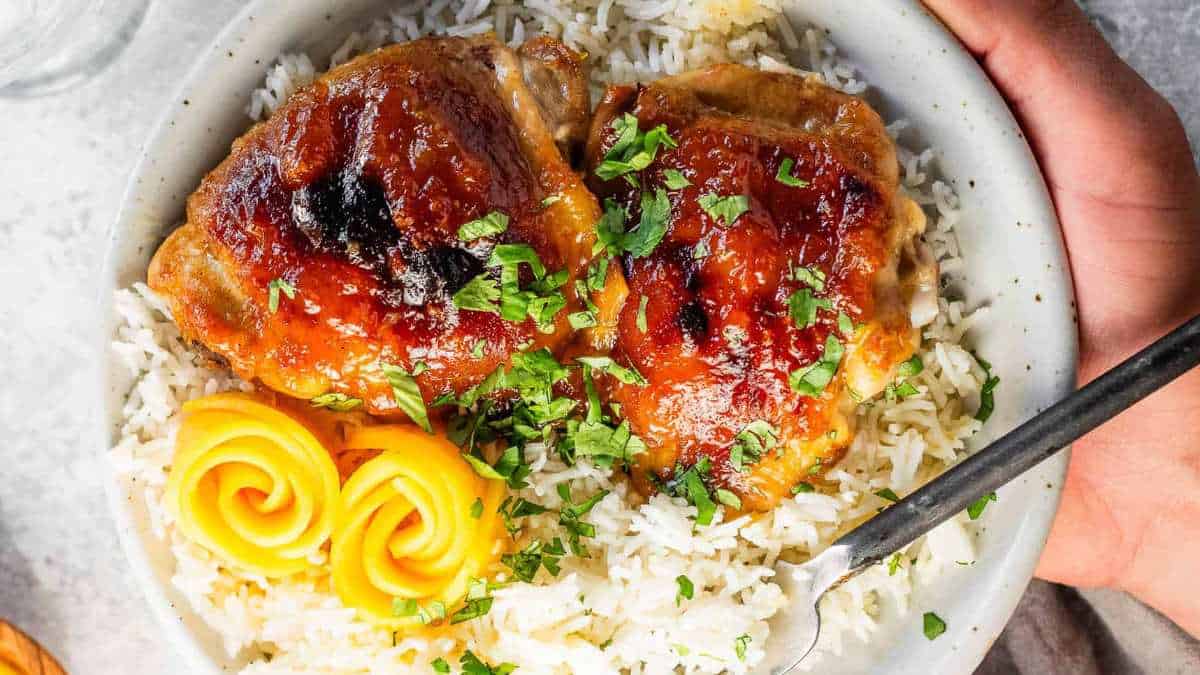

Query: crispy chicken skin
left=584, top=65, right=930, bottom=510
left=150, top=36, right=618, bottom=418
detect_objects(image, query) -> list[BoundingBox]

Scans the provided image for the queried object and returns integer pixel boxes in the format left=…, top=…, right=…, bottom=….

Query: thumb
left=922, top=0, right=1194, bottom=205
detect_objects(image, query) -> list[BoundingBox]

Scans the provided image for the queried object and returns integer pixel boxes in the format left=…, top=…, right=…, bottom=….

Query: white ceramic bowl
left=98, top=1, right=1078, bottom=673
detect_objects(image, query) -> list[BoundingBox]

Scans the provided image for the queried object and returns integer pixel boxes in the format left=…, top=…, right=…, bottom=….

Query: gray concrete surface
left=0, top=1, right=1195, bottom=673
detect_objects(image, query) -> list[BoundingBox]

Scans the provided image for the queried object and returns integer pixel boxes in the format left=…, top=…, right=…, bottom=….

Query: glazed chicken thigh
left=584, top=65, right=934, bottom=510
left=150, top=36, right=617, bottom=419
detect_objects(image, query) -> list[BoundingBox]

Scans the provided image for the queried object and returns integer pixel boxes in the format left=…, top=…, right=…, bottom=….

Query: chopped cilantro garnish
left=489, top=243, right=546, bottom=279
left=462, top=453, right=506, bottom=481
left=267, top=278, right=296, bottom=314
left=715, top=488, right=742, bottom=509
left=675, top=575, right=694, bottom=604
left=791, top=264, right=827, bottom=291
left=663, top=168, right=691, bottom=190
left=460, top=650, right=515, bottom=675
left=449, top=596, right=494, bottom=624
left=501, top=539, right=563, bottom=582
left=967, top=491, right=997, bottom=520
left=576, top=355, right=647, bottom=386
left=586, top=257, right=610, bottom=291
left=735, top=634, right=751, bottom=661
left=775, top=157, right=810, bottom=187
left=837, top=312, right=855, bottom=336
left=540, top=194, right=562, bottom=208
left=636, top=294, right=649, bottom=333
left=557, top=484, right=609, bottom=556
left=452, top=274, right=502, bottom=314
left=667, top=459, right=718, bottom=525
left=457, top=211, right=509, bottom=241
left=875, top=488, right=901, bottom=503
left=392, top=597, right=419, bottom=617
left=431, top=657, right=451, bottom=673
left=469, top=497, right=483, bottom=519
left=789, top=334, right=845, bottom=397
left=693, top=239, right=709, bottom=259
left=731, top=420, right=778, bottom=471
left=309, top=392, right=362, bottom=412
left=697, top=193, right=750, bottom=227
left=976, top=374, right=1000, bottom=423
left=623, top=188, right=671, bottom=258
left=788, top=288, right=833, bottom=329
left=594, top=114, right=678, bottom=181
left=923, top=612, right=947, bottom=640
left=792, top=482, right=815, bottom=494
left=416, top=601, right=446, bottom=625
left=888, top=552, right=904, bottom=576
left=381, top=361, right=432, bottom=433
left=568, top=311, right=597, bottom=329
left=899, top=354, right=925, bottom=377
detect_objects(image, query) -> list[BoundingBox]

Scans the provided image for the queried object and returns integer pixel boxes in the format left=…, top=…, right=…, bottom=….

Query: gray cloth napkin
left=977, top=580, right=1200, bottom=674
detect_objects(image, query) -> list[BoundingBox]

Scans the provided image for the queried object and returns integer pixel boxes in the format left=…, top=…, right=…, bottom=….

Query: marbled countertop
left=0, top=1, right=1196, bottom=673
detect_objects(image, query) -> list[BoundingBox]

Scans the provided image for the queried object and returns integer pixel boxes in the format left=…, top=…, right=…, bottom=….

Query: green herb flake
left=381, top=361, right=432, bottom=433
left=715, top=488, right=742, bottom=510
left=452, top=274, right=502, bottom=315
left=875, top=488, right=901, bottom=503
left=469, top=497, right=484, bottom=519
left=392, top=597, right=419, bottom=617
left=636, top=294, right=649, bottom=333
left=967, top=491, right=997, bottom=520
left=976, top=374, right=1000, bottom=423
left=788, top=288, right=833, bottom=329
left=458, top=211, right=509, bottom=241
left=267, top=278, right=296, bottom=314
left=789, top=334, right=845, bottom=397
left=431, top=657, right=451, bottom=673
left=416, top=600, right=446, bottom=625
left=462, top=453, right=506, bottom=481
left=898, top=354, right=925, bottom=378
left=887, top=552, right=904, bottom=576
left=460, top=650, right=516, bottom=675
left=594, top=115, right=678, bottom=181
left=775, top=157, right=810, bottom=188
left=568, top=311, right=597, bottom=329
left=697, top=193, right=750, bottom=227
left=449, top=596, right=494, bottom=624
left=792, top=482, right=815, bottom=494
left=576, top=356, right=647, bottom=386
left=471, top=339, right=487, bottom=359
left=837, top=312, right=855, bottom=336
left=731, top=420, right=778, bottom=471
left=735, top=634, right=751, bottom=661
left=923, top=612, right=947, bottom=640
left=693, top=239, right=709, bottom=259
left=791, top=265, right=827, bottom=292
left=541, top=194, right=562, bottom=208
left=893, top=381, right=920, bottom=399
left=663, top=168, right=691, bottom=190
left=623, top=188, right=671, bottom=258
left=675, top=574, right=695, bottom=605
left=309, top=392, right=363, bottom=412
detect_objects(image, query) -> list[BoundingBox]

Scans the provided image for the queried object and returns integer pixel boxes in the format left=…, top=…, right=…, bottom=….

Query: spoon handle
left=833, top=313, right=1200, bottom=575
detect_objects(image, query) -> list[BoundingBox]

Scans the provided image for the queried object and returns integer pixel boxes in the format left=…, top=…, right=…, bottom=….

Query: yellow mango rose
left=164, top=392, right=340, bottom=577
left=332, top=425, right=506, bottom=627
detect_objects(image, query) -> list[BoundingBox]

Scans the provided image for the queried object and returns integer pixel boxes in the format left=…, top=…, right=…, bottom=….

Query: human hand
left=923, top=0, right=1200, bottom=636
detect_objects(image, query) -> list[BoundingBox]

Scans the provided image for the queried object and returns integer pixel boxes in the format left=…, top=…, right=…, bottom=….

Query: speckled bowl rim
left=97, top=1, right=1078, bottom=673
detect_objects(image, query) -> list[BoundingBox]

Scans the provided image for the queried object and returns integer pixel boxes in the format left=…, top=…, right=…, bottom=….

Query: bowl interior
left=99, top=1, right=1077, bottom=673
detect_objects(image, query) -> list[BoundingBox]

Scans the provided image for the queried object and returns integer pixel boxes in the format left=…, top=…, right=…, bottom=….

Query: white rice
left=113, top=2, right=991, bottom=673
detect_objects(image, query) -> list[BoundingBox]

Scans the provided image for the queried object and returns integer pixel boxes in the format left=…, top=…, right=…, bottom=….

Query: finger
left=922, top=0, right=1195, bottom=204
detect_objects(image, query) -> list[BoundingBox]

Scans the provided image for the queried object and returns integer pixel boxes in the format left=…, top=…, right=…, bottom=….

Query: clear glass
left=0, top=0, right=151, bottom=97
